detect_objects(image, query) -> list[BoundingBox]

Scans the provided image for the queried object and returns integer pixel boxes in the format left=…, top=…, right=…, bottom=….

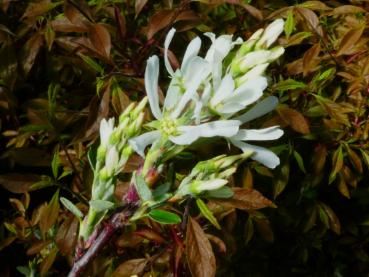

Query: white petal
left=128, top=130, right=161, bottom=157
left=164, top=28, right=176, bottom=76
left=182, top=37, right=201, bottom=71
left=237, top=63, right=269, bottom=85
left=256, top=19, right=284, bottom=48
left=170, top=120, right=240, bottom=145
left=240, top=50, right=272, bottom=71
left=226, top=76, right=266, bottom=106
left=231, top=140, right=280, bottom=169
left=231, top=126, right=283, bottom=141
left=235, top=96, right=278, bottom=123
left=193, top=83, right=212, bottom=124
left=172, top=57, right=210, bottom=119
left=216, top=102, right=245, bottom=114
left=210, top=74, right=235, bottom=106
left=145, top=56, right=162, bottom=120
left=163, top=74, right=182, bottom=112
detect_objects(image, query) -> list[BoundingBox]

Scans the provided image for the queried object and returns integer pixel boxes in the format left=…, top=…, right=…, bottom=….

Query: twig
left=180, top=197, right=192, bottom=233
left=67, top=205, right=137, bottom=277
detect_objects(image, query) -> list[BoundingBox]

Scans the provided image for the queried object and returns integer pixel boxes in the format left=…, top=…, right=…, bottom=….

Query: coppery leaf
left=89, top=24, right=111, bottom=59
left=336, top=27, right=365, bottom=56
left=186, top=217, right=216, bottom=277
left=40, top=247, right=58, bottom=275
left=277, top=106, right=310, bottom=134
left=135, top=0, right=149, bottom=17
left=19, top=33, right=44, bottom=76
left=332, top=5, right=366, bottom=15
left=146, top=9, right=175, bottom=39
left=39, top=190, right=60, bottom=238
left=206, top=234, right=226, bottom=254
left=113, top=258, right=148, bottom=277
left=0, top=173, right=41, bottom=193
left=51, top=18, right=88, bottom=33
left=302, top=44, right=320, bottom=76
left=296, top=7, right=323, bottom=37
left=55, top=215, right=79, bottom=255
left=27, top=240, right=51, bottom=255
left=215, top=188, right=275, bottom=211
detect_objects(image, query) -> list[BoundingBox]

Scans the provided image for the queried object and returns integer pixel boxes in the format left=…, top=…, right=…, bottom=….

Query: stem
left=68, top=205, right=137, bottom=277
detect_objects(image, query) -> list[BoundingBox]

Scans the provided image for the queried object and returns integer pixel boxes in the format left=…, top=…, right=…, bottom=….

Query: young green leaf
left=134, top=173, right=153, bottom=202
left=148, top=209, right=181, bottom=224
left=60, top=197, right=83, bottom=219
left=196, top=198, right=221, bottom=230
left=51, top=149, right=60, bottom=179
left=89, top=200, right=114, bottom=212
left=293, top=150, right=306, bottom=173
left=284, top=10, right=295, bottom=38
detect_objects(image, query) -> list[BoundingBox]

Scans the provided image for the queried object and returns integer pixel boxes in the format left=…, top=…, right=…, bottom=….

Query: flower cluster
left=130, top=19, right=285, bottom=169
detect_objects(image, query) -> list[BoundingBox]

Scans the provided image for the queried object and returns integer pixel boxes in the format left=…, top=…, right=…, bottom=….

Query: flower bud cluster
left=231, top=19, right=285, bottom=86
left=174, top=151, right=253, bottom=198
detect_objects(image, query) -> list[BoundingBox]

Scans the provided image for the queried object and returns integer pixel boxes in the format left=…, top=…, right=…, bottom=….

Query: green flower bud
left=97, top=145, right=106, bottom=162
left=99, top=167, right=109, bottom=181
left=131, top=97, right=148, bottom=119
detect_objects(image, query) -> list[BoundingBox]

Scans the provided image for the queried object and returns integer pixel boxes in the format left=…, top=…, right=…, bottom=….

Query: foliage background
left=1, top=0, right=369, bottom=276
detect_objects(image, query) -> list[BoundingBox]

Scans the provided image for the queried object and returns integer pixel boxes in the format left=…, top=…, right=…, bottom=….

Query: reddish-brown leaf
left=332, top=5, right=366, bottom=15
left=214, top=188, right=275, bottom=211
left=89, top=24, right=111, bottom=59
left=135, top=0, right=149, bottom=17
left=19, top=33, right=44, bottom=76
left=27, top=240, right=51, bottom=255
left=206, top=234, right=227, bottom=254
left=302, top=43, right=320, bottom=76
left=51, top=18, right=88, bottom=33
left=336, top=27, right=365, bottom=56
left=146, top=9, right=175, bottom=39
left=296, top=7, right=323, bottom=37
left=0, top=173, right=41, bottom=193
left=113, top=258, right=148, bottom=277
left=135, top=228, right=166, bottom=244
left=39, top=191, right=60, bottom=238
left=186, top=217, right=216, bottom=277
left=21, top=0, right=60, bottom=24
left=277, top=106, right=310, bottom=134
left=55, top=215, right=79, bottom=255
left=254, top=216, right=274, bottom=242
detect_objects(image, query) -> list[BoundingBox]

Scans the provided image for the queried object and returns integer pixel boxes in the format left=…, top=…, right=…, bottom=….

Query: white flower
left=256, top=19, right=285, bottom=49
left=238, top=47, right=284, bottom=72
left=99, top=118, right=115, bottom=147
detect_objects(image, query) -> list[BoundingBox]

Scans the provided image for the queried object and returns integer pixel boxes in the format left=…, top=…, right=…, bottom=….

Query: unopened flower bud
left=97, top=145, right=106, bottom=162
left=190, top=179, right=228, bottom=194
left=131, top=97, right=148, bottom=119
left=255, top=19, right=284, bottom=49
left=236, top=63, right=269, bottom=86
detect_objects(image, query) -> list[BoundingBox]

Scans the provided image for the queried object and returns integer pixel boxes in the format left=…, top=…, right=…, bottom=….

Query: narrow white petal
left=216, top=102, right=245, bottom=114
left=100, top=118, right=114, bottom=146
left=240, top=50, right=271, bottom=71
left=210, top=74, right=235, bottom=106
left=231, top=140, right=280, bottom=169
left=231, top=126, right=283, bottom=141
left=163, top=75, right=182, bottom=112
left=128, top=130, right=161, bottom=157
left=172, top=57, right=210, bottom=119
left=182, top=37, right=201, bottom=71
left=170, top=120, right=240, bottom=145
left=235, top=96, right=278, bottom=123
left=145, top=56, right=162, bottom=120
left=164, top=28, right=176, bottom=76
left=193, top=83, right=212, bottom=124
left=237, top=63, right=269, bottom=85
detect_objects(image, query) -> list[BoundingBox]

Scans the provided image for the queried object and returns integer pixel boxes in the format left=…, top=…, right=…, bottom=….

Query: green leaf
left=274, top=79, right=306, bottom=91
left=196, top=198, right=221, bottom=230
left=89, top=200, right=114, bottom=212
left=148, top=209, right=181, bottom=224
left=152, top=182, right=171, bottom=199
left=134, top=173, right=152, bottom=202
left=205, top=186, right=234, bottom=199
left=79, top=53, right=104, bottom=74
left=284, top=10, right=295, bottom=38
left=60, top=197, right=83, bottom=219
left=51, top=148, right=60, bottom=179
left=293, top=150, right=306, bottom=173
